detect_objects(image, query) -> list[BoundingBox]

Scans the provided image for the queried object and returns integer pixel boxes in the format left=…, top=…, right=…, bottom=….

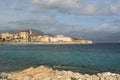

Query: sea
left=0, top=43, right=120, bottom=74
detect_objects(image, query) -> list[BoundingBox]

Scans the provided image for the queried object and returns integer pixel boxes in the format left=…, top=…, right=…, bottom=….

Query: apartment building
left=19, top=30, right=31, bottom=42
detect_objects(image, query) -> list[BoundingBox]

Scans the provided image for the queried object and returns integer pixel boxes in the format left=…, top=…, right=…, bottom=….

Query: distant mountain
left=57, top=31, right=120, bottom=43
left=0, top=29, right=49, bottom=36
left=27, top=29, right=47, bottom=35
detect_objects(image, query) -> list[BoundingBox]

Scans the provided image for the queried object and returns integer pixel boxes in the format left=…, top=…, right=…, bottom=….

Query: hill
left=0, top=29, right=49, bottom=36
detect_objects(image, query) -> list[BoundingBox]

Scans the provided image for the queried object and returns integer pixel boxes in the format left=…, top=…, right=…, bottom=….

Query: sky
left=0, top=0, right=120, bottom=43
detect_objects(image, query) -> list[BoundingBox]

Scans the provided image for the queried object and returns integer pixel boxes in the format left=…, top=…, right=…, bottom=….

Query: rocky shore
left=0, top=66, right=120, bottom=80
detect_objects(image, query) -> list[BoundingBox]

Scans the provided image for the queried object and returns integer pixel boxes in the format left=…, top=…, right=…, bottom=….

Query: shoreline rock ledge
left=3, top=66, right=120, bottom=80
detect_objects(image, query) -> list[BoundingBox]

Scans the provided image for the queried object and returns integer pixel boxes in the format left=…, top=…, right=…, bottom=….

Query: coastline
left=0, top=42, right=93, bottom=45
left=0, top=65, right=120, bottom=80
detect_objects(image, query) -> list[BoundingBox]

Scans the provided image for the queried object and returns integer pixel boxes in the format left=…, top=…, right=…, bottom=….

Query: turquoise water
left=0, top=44, right=120, bottom=74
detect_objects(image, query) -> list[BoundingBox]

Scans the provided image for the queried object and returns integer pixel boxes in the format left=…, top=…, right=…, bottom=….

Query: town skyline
left=0, top=29, right=93, bottom=44
left=0, top=0, right=120, bottom=43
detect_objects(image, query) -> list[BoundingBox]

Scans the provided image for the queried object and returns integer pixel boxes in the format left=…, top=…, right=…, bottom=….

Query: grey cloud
left=30, top=0, right=81, bottom=14
left=112, top=19, right=120, bottom=26
left=13, top=5, right=29, bottom=11
left=8, top=17, right=84, bottom=33
left=10, top=17, right=57, bottom=25
left=93, top=23, right=120, bottom=32
left=9, top=17, right=57, bottom=31
left=77, top=4, right=113, bottom=16
left=111, top=2, right=120, bottom=14
left=77, top=4, right=102, bottom=16
left=29, top=0, right=119, bottom=16
left=8, top=17, right=120, bottom=33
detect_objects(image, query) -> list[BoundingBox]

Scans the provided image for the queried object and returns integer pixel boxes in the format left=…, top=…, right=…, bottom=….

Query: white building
left=50, top=35, right=72, bottom=42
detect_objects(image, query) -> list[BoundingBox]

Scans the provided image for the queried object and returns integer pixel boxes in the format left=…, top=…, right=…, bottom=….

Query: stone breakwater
left=1, top=66, right=120, bottom=80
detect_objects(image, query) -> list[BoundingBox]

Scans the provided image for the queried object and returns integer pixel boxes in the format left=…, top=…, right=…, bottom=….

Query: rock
left=7, top=65, right=120, bottom=80
left=0, top=73, right=9, bottom=79
left=116, top=74, right=120, bottom=80
left=97, top=72, right=119, bottom=80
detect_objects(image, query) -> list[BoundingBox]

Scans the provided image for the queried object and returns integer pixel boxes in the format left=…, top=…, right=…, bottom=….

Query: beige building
left=12, top=34, right=21, bottom=42
left=30, top=34, right=41, bottom=42
left=13, top=33, right=20, bottom=39
left=0, top=34, right=2, bottom=38
left=1, top=32, right=13, bottom=41
left=0, top=34, right=2, bottom=41
left=19, top=30, right=31, bottom=42
left=40, top=35, right=50, bottom=42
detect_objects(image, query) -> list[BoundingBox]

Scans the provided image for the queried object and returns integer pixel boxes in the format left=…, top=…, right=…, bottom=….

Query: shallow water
left=0, top=44, right=120, bottom=74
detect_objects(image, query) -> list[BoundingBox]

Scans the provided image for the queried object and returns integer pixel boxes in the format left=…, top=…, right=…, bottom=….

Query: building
left=40, top=35, right=50, bottom=42
left=12, top=34, right=21, bottom=42
left=85, top=40, right=93, bottom=44
left=72, top=38, right=93, bottom=44
left=72, top=38, right=82, bottom=42
left=19, top=30, right=31, bottom=42
left=50, top=37, right=58, bottom=42
left=1, top=32, right=13, bottom=41
left=0, top=34, right=1, bottom=38
left=30, top=34, right=41, bottom=42
left=50, top=35, right=72, bottom=42
left=61, top=36, right=72, bottom=42
left=0, top=34, right=3, bottom=41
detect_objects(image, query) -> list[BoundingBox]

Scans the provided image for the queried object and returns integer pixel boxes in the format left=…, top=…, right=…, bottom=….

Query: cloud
left=77, top=4, right=104, bottom=16
left=8, top=16, right=120, bottom=33
left=8, top=16, right=84, bottom=33
left=9, top=17, right=57, bottom=31
left=112, top=19, right=120, bottom=27
left=30, top=0, right=81, bottom=14
left=94, top=23, right=120, bottom=32
left=28, top=0, right=119, bottom=16
left=111, top=2, right=120, bottom=14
